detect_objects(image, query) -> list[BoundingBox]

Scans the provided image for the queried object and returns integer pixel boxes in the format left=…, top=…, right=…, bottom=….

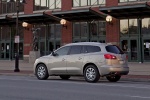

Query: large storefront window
left=73, top=21, right=106, bottom=42
left=1, top=0, right=24, bottom=14
left=34, top=24, right=61, bottom=56
left=129, top=19, right=138, bottom=35
left=0, top=26, right=23, bottom=60
left=120, top=18, right=150, bottom=62
left=73, top=0, right=105, bottom=7
left=142, top=18, right=150, bottom=61
left=119, top=0, right=146, bottom=3
left=34, top=0, right=61, bottom=11
left=120, top=20, right=128, bottom=35
left=120, top=19, right=138, bottom=36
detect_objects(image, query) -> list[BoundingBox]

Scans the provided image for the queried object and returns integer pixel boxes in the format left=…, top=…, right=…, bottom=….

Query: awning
left=0, top=12, right=61, bottom=25
left=52, top=8, right=106, bottom=21
left=100, top=3, right=150, bottom=19
left=12, top=12, right=61, bottom=24
left=0, top=15, right=15, bottom=25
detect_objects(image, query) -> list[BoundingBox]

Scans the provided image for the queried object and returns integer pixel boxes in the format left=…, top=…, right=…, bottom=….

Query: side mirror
left=51, top=52, right=57, bottom=56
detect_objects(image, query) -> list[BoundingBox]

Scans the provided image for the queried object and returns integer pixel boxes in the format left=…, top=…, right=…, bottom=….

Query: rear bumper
left=99, top=66, right=129, bottom=76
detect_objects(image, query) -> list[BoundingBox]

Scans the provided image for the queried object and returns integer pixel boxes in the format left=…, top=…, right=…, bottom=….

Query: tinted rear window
left=106, top=45, right=124, bottom=54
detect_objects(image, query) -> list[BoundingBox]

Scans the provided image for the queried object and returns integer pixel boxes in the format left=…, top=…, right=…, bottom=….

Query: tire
left=84, top=65, right=100, bottom=83
left=106, top=75, right=121, bottom=82
left=36, top=64, right=49, bottom=80
left=60, top=75, right=71, bottom=80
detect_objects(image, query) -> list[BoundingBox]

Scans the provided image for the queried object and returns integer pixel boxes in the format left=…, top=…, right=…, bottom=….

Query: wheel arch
left=83, top=63, right=101, bottom=75
left=35, top=63, right=49, bottom=74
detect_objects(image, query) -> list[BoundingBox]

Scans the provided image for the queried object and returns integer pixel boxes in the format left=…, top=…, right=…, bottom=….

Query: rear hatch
left=104, top=45, right=127, bottom=67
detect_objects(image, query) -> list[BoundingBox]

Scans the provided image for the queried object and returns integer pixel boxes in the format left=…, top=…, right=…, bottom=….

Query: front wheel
left=84, top=65, right=100, bottom=83
left=106, top=75, right=121, bottom=82
left=35, top=64, right=49, bottom=80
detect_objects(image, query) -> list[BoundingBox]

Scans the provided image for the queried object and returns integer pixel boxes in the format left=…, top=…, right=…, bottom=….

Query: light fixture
left=60, top=19, right=67, bottom=29
left=20, top=0, right=27, bottom=4
left=106, top=15, right=113, bottom=24
left=22, top=22, right=30, bottom=30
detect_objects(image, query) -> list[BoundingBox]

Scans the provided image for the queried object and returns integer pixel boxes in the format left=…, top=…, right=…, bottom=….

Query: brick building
left=0, top=0, right=150, bottom=62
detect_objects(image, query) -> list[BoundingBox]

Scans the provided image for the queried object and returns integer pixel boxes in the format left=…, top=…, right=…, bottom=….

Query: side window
left=55, top=46, right=70, bottom=56
left=86, top=46, right=101, bottom=53
left=69, top=45, right=82, bottom=55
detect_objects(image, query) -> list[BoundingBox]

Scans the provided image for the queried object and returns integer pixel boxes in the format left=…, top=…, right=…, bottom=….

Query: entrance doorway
left=143, top=39, right=150, bottom=61
left=121, top=39, right=138, bottom=62
left=0, top=42, right=11, bottom=59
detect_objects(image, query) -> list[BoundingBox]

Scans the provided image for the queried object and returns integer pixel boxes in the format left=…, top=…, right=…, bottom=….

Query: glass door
left=130, top=39, right=138, bottom=61
left=121, top=39, right=138, bottom=62
left=143, top=39, right=150, bottom=61
left=0, top=42, right=11, bottom=59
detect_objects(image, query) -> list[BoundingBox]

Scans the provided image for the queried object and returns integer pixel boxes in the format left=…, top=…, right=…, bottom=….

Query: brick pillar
left=24, top=0, right=33, bottom=14
left=61, top=0, right=73, bottom=45
left=106, top=0, right=119, bottom=45
left=106, top=18, right=120, bottom=45
left=23, top=0, right=33, bottom=59
left=61, top=22, right=72, bottom=45
left=106, top=0, right=118, bottom=7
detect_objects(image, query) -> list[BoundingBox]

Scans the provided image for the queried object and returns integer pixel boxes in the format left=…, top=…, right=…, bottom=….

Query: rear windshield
left=106, top=45, right=124, bottom=54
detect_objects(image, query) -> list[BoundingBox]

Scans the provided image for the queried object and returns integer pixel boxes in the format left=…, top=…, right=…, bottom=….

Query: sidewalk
left=0, top=60, right=150, bottom=81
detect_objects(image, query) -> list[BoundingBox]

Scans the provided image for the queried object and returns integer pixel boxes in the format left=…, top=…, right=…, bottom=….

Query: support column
left=106, top=18, right=120, bottom=45
left=138, top=18, right=143, bottom=63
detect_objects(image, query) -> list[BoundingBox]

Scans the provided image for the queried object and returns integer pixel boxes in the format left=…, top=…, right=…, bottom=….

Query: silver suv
left=34, top=42, right=129, bottom=83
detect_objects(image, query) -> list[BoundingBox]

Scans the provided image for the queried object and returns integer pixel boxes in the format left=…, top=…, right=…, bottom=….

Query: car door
left=66, top=45, right=84, bottom=75
left=48, top=46, right=70, bottom=75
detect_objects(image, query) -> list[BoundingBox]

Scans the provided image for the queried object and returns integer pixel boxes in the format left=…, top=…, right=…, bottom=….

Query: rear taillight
left=104, top=54, right=117, bottom=59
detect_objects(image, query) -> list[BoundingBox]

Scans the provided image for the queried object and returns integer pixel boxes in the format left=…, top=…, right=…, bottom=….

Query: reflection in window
left=119, top=0, right=137, bottom=2
left=98, top=21, right=106, bottom=35
left=34, top=0, right=61, bottom=11
left=73, top=21, right=106, bottom=42
left=73, top=0, right=105, bottom=7
left=73, top=22, right=80, bottom=37
left=129, top=19, right=137, bottom=34
left=142, top=18, right=150, bottom=35
left=120, top=19, right=128, bottom=35
left=90, top=22, right=97, bottom=36
left=1, top=0, right=24, bottom=14
left=91, top=0, right=98, bottom=5
left=81, top=22, right=87, bottom=37
left=120, top=19, right=138, bottom=35
left=81, top=0, right=87, bottom=6
left=69, top=46, right=82, bottom=55
left=73, top=0, right=80, bottom=7
left=40, top=25, right=46, bottom=38
left=50, top=24, right=54, bottom=38
left=55, top=25, right=61, bottom=38
left=55, top=46, right=70, bottom=56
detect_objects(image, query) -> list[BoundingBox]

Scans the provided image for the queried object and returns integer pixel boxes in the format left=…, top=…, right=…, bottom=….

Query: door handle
left=78, top=57, right=82, bottom=60
left=62, top=58, right=65, bottom=61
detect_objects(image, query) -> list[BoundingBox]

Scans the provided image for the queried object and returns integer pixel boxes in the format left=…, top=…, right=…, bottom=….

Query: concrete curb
left=0, top=70, right=150, bottom=82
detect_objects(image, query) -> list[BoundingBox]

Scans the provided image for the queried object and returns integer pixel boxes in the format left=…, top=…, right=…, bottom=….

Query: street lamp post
left=14, top=0, right=20, bottom=72
left=8, top=0, right=27, bottom=72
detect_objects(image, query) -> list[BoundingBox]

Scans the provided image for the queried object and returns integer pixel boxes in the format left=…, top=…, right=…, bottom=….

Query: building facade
left=0, top=0, right=150, bottom=62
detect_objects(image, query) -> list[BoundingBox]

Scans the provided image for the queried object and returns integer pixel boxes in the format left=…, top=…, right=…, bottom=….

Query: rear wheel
left=36, top=64, right=49, bottom=80
left=84, top=65, right=100, bottom=83
left=106, top=75, right=121, bottom=82
left=60, top=75, right=71, bottom=80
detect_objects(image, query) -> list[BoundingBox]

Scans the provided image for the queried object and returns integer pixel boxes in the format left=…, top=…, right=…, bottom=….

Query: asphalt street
left=0, top=75, right=150, bottom=100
